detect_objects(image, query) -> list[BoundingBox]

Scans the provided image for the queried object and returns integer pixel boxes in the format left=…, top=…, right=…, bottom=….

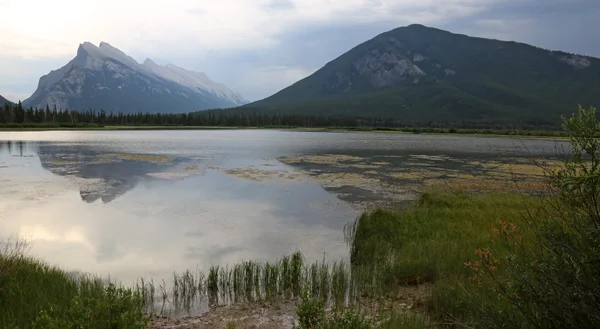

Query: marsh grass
left=139, top=250, right=412, bottom=317
left=341, top=190, right=564, bottom=328
left=0, top=239, right=147, bottom=329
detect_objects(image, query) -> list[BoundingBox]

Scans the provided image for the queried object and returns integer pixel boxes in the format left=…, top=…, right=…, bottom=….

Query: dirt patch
left=149, top=301, right=297, bottom=329
left=148, top=283, right=433, bottom=329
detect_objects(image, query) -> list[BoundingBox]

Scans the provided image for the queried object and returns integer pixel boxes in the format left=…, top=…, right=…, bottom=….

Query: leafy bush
left=467, top=105, right=600, bottom=328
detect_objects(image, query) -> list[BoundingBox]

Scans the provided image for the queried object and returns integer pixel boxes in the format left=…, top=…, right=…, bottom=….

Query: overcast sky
left=1, top=0, right=598, bottom=102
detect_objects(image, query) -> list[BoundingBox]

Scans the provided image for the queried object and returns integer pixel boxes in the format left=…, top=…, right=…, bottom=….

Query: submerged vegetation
left=1, top=106, right=599, bottom=328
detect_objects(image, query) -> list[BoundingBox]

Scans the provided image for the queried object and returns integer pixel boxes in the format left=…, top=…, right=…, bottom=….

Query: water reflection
left=1, top=131, right=567, bottom=291
left=0, top=141, right=208, bottom=204
left=0, top=140, right=356, bottom=286
left=0, top=140, right=37, bottom=157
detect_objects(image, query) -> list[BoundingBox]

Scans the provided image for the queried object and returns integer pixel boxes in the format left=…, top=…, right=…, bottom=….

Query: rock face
left=23, top=42, right=246, bottom=113
left=560, top=55, right=592, bottom=69
left=352, top=49, right=425, bottom=88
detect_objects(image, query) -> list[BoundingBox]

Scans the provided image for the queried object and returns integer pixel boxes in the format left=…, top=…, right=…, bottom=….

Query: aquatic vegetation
left=102, top=153, right=173, bottom=164
left=138, top=250, right=413, bottom=317
left=279, top=154, right=364, bottom=166
left=221, top=168, right=305, bottom=182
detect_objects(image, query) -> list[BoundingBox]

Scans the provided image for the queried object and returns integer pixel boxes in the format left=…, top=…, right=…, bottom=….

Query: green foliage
left=0, top=240, right=148, bottom=329
left=0, top=99, right=578, bottom=131
left=380, top=312, right=430, bottom=329
left=246, top=25, right=600, bottom=124
left=293, top=286, right=374, bottom=329
left=32, top=284, right=148, bottom=329
left=467, top=105, right=600, bottom=328
left=346, top=192, right=533, bottom=288
left=345, top=191, right=541, bottom=326
left=294, top=286, right=326, bottom=329
left=553, top=105, right=600, bottom=213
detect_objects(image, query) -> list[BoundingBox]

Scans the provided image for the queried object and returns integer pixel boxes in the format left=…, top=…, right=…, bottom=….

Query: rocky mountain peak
left=23, top=42, right=247, bottom=113
left=0, top=95, right=14, bottom=105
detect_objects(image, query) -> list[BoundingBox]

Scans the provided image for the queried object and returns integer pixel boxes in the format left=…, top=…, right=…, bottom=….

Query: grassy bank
left=346, top=192, right=535, bottom=326
left=0, top=240, right=148, bottom=329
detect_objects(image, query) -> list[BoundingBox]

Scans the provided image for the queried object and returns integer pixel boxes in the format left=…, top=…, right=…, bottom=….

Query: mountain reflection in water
left=0, top=140, right=206, bottom=204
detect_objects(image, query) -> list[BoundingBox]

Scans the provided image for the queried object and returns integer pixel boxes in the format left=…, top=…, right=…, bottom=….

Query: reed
left=137, top=251, right=394, bottom=316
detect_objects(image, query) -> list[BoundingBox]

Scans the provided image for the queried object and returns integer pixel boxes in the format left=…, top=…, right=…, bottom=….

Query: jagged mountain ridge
left=244, top=24, right=600, bottom=125
left=0, top=95, right=13, bottom=105
left=24, top=42, right=246, bottom=114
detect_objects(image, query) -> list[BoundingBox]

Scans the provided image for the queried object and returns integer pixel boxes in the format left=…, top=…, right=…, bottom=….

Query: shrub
left=469, top=105, right=600, bottom=328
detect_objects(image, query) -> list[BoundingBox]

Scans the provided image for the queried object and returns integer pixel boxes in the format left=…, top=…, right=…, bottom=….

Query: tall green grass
left=345, top=191, right=543, bottom=327
left=0, top=239, right=147, bottom=329
left=144, top=252, right=358, bottom=316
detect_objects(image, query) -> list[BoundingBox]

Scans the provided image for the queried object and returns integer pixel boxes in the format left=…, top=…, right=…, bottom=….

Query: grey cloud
left=5, top=0, right=600, bottom=103
left=181, top=0, right=600, bottom=101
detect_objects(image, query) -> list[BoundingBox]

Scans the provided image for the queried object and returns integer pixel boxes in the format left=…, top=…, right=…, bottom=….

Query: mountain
left=0, top=95, right=13, bottom=105
left=23, top=42, right=246, bottom=113
left=245, top=24, right=600, bottom=125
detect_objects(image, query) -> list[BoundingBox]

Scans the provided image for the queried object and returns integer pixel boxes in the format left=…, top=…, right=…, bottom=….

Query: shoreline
left=0, top=125, right=567, bottom=140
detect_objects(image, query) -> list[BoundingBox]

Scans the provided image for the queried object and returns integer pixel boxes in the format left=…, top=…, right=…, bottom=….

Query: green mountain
left=244, top=24, right=600, bottom=125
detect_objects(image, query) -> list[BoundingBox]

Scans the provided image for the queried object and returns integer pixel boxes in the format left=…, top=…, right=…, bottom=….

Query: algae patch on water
left=220, top=168, right=307, bottom=183
left=280, top=154, right=364, bottom=166
left=278, top=153, right=558, bottom=209
left=101, top=153, right=173, bottom=165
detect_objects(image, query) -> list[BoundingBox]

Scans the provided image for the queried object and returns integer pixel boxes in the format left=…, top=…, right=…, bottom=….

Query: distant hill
left=23, top=42, right=246, bottom=114
left=0, top=95, right=14, bottom=106
left=245, top=24, right=600, bottom=125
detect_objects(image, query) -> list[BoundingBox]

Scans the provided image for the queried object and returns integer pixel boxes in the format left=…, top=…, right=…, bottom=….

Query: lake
left=0, top=130, right=566, bottom=287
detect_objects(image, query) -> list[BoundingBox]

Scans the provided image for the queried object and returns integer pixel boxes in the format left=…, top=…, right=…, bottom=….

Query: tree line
left=1, top=101, right=560, bottom=130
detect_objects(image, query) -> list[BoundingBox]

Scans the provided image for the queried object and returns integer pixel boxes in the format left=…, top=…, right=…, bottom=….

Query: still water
left=0, top=130, right=566, bottom=285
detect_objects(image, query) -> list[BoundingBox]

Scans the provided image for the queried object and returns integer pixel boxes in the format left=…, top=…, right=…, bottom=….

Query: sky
left=1, top=0, right=599, bottom=103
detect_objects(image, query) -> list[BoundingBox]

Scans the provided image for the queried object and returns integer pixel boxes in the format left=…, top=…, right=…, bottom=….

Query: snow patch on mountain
left=24, top=41, right=247, bottom=112
left=143, top=59, right=246, bottom=105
